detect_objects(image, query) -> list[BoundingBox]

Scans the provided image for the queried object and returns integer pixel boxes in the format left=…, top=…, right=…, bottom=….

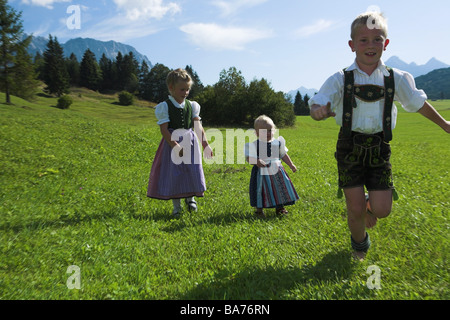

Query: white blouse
left=244, top=137, right=288, bottom=161
left=308, top=59, right=427, bottom=134
left=154, top=95, right=201, bottom=125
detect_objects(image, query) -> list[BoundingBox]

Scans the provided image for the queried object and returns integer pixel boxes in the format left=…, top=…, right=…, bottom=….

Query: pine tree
left=9, top=40, right=39, bottom=100
left=0, top=0, right=37, bottom=103
left=65, top=53, right=80, bottom=86
left=99, top=53, right=115, bottom=92
left=185, top=65, right=204, bottom=99
left=79, top=49, right=102, bottom=91
left=43, top=35, right=69, bottom=96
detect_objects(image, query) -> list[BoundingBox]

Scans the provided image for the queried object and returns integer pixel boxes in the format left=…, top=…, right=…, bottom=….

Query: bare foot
left=352, top=251, right=366, bottom=261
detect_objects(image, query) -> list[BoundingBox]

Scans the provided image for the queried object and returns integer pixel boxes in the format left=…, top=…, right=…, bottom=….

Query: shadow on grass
left=179, top=250, right=358, bottom=299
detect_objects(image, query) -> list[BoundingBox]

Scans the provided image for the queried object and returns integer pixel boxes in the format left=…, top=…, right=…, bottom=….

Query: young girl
left=147, top=69, right=213, bottom=216
left=245, top=115, right=299, bottom=217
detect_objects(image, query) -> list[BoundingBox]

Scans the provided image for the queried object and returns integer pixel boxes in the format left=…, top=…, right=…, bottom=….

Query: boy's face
left=349, top=25, right=389, bottom=73
left=169, top=80, right=191, bottom=103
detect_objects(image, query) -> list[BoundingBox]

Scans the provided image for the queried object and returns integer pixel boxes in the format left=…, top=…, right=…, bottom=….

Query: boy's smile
left=349, top=25, right=389, bottom=75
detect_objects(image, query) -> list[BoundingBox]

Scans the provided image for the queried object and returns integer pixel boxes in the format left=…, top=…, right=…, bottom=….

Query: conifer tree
left=66, top=53, right=80, bottom=86
left=42, top=35, right=69, bottom=96
left=0, top=0, right=37, bottom=103
left=79, top=49, right=102, bottom=91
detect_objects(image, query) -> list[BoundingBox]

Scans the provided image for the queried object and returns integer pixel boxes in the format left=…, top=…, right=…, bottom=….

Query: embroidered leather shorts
left=335, top=128, right=394, bottom=191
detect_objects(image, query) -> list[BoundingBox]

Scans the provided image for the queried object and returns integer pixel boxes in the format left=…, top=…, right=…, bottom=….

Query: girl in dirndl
left=147, top=69, right=213, bottom=216
left=245, top=115, right=299, bottom=217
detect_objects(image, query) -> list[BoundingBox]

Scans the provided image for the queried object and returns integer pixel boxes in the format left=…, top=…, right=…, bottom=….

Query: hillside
left=1, top=89, right=449, bottom=300
left=415, top=67, right=450, bottom=100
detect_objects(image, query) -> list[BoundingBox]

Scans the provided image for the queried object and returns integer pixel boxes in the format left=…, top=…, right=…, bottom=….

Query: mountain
left=385, top=56, right=449, bottom=77
left=415, top=67, right=450, bottom=100
left=27, top=35, right=152, bottom=67
left=287, top=86, right=318, bottom=102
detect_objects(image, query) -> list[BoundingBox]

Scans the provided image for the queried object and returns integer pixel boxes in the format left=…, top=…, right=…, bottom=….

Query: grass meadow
left=0, top=89, right=449, bottom=300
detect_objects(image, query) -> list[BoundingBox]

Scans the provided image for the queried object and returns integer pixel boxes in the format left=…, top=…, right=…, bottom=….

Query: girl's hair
left=351, top=11, right=388, bottom=39
left=166, top=68, right=193, bottom=88
left=254, top=115, right=276, bottom=130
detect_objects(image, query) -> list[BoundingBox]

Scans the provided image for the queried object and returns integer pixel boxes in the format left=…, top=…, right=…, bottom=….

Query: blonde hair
left=254, top=115, right=276, bottom=130
left=351, top=11, right=388, bottom=39
left=166, top=68, right=193, bottom=89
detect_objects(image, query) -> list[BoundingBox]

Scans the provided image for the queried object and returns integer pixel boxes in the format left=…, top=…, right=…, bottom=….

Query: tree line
left=1, top=0, right=310, bottom=127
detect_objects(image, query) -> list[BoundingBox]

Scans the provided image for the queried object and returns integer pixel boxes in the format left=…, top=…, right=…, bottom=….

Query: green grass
left=0, top=90, right=449, bottom=300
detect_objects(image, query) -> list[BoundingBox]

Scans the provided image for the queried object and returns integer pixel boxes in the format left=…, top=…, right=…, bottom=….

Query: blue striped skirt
left=249, top=161, right=299, bottom=208
left=147, top=128, right=206, bottom=200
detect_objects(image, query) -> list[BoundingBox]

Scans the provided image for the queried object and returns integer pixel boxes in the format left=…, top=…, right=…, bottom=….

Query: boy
left=309, top=12, right=450, bottom=260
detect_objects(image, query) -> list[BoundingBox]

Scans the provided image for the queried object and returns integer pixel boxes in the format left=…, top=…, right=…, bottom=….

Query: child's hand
left=173, top=143, right=183, bottom=157
left=311, top=102, right=336, bottom=121
left=257, top=159, right=267, bottom=168
left=204, top=144, right=214, bottom=159
left=290, top=164, right=297, bottom=173
left=444, top=120, right=450, bottom=133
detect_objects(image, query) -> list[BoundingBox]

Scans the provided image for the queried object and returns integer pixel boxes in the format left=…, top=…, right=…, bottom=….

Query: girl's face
left=349, top=25, right=389, bottom=75
left=256, top=123, right=275, bottom=142
left=169, top=80, right=191, bottom=104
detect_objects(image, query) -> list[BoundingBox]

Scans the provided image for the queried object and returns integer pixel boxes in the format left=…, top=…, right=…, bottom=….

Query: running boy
left=309, top=11, right=450, bottom=260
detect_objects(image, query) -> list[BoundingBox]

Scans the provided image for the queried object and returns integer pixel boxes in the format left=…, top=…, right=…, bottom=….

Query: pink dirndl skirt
left=147, top=129, right=206, bottom=200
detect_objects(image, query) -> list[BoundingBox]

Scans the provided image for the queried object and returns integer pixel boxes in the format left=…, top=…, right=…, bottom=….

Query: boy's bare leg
left=344, top=186, right=370, bottom=260
left=344, top=186, right=367, bottom=243
left=367, top=189, right=393, bottom=227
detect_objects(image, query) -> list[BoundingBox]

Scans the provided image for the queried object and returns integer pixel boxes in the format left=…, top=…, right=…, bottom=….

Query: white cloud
left=295, top=19, right=335, bottom=38
left=180, top=23, right=272, bottom=51
left=20, top=0, right=71, bottom=9
left=56, top=15, right=161, bottom=42
left=113, top=0, right=181, bottom=21
left=212, top=0, right=268, bottom=16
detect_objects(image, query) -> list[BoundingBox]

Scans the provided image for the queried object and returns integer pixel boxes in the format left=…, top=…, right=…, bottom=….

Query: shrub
left=57, top=95, right=73, bottom=109
left=118, top=91, right=134, bottom=106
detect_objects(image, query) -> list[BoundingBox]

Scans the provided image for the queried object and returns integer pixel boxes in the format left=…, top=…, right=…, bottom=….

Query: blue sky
left=9, top=0, right=450, bottom=92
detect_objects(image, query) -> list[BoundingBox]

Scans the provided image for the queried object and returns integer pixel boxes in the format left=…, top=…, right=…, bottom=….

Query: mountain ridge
left=385, top=56, right=449, bottom=77
left=27, top=35, right=152, bottom=67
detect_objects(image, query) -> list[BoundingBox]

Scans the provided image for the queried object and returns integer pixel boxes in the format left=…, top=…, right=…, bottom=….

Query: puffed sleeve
left=191, top=101, right=201, bottom=120
left=244, top=141, right=257, bottom=158
left=278, top=136, right=288, bottom=158
left=155, top=101, right=170, bottom=125
left=395, top=70, right=427, bottom=113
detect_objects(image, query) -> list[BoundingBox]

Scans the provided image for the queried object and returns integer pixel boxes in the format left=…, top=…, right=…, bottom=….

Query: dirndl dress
left=147, top=128, right=206, bottom=200
left=245, top=138, right=299, bottom=208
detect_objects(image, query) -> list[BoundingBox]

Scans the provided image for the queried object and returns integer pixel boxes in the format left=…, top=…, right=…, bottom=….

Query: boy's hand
left=290, top=164, right=297, bottom=173
left=311, top=102, right=336, bottom=121
left=444, top=120, right=450, bottom=133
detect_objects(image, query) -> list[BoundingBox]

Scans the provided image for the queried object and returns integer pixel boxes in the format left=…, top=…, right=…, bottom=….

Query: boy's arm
left=310, top=102, right=336, bottom=121
left=281, top=154, right=297, bottom=173
left=418, top=101, right=450, bottom=133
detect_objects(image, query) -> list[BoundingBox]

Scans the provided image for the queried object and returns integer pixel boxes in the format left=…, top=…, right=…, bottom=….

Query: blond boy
left=309, top=12, right=450, bottom=260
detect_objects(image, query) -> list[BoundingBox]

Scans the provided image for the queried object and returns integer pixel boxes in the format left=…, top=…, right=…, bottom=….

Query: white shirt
left=308, top=59, right=427, bottom=134
left=244, top=137, right=288, bottom=161
left=154, top=95, right=201, bottom=125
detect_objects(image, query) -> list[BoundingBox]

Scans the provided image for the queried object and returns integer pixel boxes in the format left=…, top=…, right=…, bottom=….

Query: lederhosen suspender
left=342, top=67, right=395, bottom=142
